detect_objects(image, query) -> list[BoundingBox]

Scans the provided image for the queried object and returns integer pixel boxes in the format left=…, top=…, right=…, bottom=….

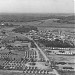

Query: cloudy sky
left=0, top=0, right=74, bottom=13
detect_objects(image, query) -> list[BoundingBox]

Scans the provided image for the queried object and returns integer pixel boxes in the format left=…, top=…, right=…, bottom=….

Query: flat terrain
left=0, top=14, right=75, bottom=75
left=0, top=70, right=56, bottom=75
left=58, top=71, right=75, bottom=75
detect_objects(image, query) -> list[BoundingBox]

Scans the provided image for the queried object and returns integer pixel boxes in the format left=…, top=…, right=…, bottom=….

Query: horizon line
left=0, top=12, right=74, bottom=14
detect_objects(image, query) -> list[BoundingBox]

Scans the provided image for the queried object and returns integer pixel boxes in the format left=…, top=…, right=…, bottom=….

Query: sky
left=0, top=0, right=74, bottom=13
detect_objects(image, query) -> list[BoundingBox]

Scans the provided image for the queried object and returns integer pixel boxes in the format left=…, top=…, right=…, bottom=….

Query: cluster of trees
left=12, top=25, right=38, bottom=33
left=56, top=16, right=75, bottom=24
left=38, top=39, right=74, bottom=48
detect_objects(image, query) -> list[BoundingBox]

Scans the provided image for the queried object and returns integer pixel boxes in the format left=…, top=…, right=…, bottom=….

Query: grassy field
left=58, top=71, right=75, bottom=75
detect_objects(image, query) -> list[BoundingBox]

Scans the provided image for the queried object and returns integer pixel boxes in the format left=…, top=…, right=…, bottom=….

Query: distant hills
left=0, top=13, right=74, bottom=24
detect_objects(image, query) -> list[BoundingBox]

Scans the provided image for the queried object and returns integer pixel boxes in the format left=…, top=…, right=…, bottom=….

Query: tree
left=12, top=25, right=38, bottom=33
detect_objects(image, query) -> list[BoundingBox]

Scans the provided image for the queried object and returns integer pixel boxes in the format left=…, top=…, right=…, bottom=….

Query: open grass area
left=58, top=71, right=75, bottom=75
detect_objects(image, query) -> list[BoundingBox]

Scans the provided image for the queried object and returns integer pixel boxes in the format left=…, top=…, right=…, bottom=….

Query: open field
left=58, top=71, right=75, bottom=75
left=48, top=54, right=75, bottom=62
left=2, top=19, right=75, bottom=28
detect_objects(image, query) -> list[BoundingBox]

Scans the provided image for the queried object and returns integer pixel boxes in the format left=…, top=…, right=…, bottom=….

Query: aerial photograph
left=0, top=0, right=75, bottom=75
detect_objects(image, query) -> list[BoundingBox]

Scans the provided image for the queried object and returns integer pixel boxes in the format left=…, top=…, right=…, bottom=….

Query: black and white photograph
left=0, top=0, right=75, bottom=75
